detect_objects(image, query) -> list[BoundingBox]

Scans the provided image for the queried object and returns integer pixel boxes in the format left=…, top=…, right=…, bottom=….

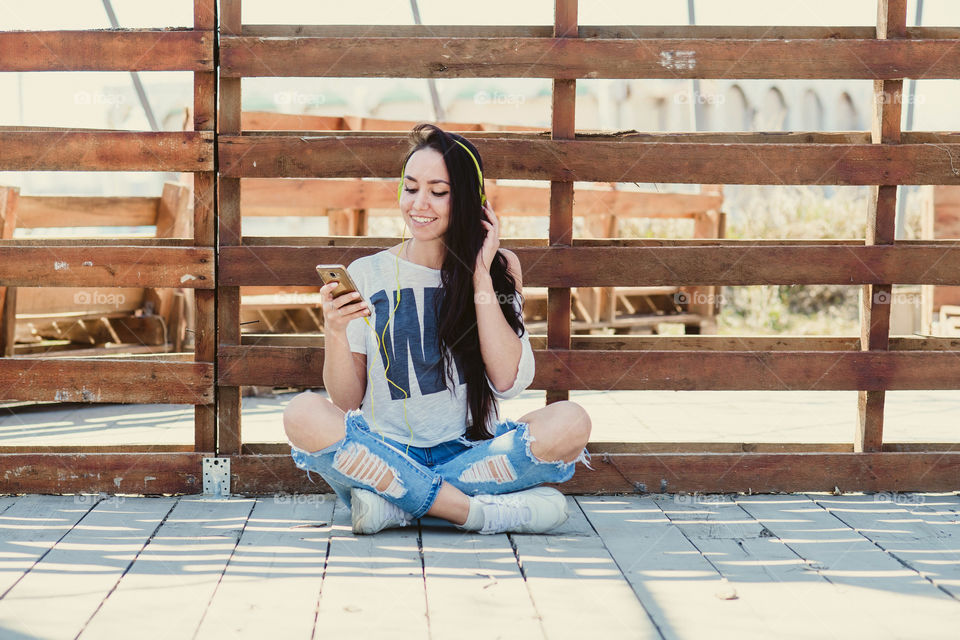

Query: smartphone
left=316, top=264, right=363, bottom=300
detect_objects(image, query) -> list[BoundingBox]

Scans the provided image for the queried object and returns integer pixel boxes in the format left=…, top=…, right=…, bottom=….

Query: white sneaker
left=475, top=486, right=569, bottom=535
left=350, top=487, right=414, bottom=535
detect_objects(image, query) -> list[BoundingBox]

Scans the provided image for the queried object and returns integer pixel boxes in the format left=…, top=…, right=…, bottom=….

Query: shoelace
left=479, top=499, right=532, bottom=534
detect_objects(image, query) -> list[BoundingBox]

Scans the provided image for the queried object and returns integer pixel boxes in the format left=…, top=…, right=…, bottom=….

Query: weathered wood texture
left=4, top=0, right=960, bottom=496
left=217, top=0, right=244, bottom=456
left=240, top=333, right=960, bottom=351
left=546, top=0, right=577, bottom=405
left=193, top=0, right=217, bottom=454
left=225, top=452, right=960, bottom=495
left=0, top=247, right=213, bottom=288
left=219, top=136, right=960, bottom=184
left=219, top=244, right=960, bottom=286
left=857, top=0, right=908, bottom=453
left=0, top=30, right=213, bottom=71
left=220, top=37, right=960, bottom=79
left=242, top=24, right=960, bottom=40
left=0, top=454, right=203, bottom=493
left=0, top=1, right=218, bottom=474
left=218, top=345, right=960, bottom=390
left=0, top=359, right=213, bottom=403
left=0, top=132, right=213, bottom=172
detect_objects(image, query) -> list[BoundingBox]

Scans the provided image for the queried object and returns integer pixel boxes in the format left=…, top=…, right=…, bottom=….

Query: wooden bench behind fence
left=0, top=182, right=193, bottom=356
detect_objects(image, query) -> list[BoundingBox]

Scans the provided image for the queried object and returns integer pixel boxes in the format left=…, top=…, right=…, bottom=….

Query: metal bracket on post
left=202, top=457, right=231, bottom=497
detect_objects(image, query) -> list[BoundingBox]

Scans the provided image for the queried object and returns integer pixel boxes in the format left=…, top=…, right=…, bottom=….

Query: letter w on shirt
left=370, top=287, right=465, bottom=400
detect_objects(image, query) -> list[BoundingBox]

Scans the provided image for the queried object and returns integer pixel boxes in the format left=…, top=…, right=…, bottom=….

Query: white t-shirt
left=343, top=249, right=535, bottom=447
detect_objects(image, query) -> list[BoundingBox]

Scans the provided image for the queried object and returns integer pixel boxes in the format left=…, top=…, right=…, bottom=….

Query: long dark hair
left=401, top=123, right=525, bottom=440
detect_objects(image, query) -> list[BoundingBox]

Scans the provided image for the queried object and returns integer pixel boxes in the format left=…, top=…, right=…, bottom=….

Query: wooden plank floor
left=0, top=492, right=957, bottom=639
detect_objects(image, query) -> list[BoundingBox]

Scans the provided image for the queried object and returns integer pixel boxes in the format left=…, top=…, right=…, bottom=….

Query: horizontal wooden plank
left=0, top=30, right=213, bottom=71
left=16, top=195, right=159, bottom=228
left=3, top=451, right=955, bottom=494
left=0, top=359, right=213, bottom=403
left=0, top=453, right=203, bottom=493
left=240, top=333, right=960, bottom=351
left=0, top=131, right=213, bottom=172
left=566, top=452, right=960, bottom=493
left=221, top=37, right=960, bottom=79
left=242, top=441, right=960, bottom=455
left=0, top=445, right=196, bottom=453
left=218, top=346, right=960, bottom=390
left=3, top=236, right=944, bottom=249
left=242, top=24, right=960, bottom=40
left=229, top=452, right=960, bottom=494
left=0, top=238, right=197, bottom=247
left=220, top=136, right=960, bottom=184
left=0, top=246, right=213, bottom=288
left=238, top=130, right=960, bottom=145
left=219, top=245, right=960, bottom=286
left=238, top=236, right=957, bottom=248
left=240, top=177, right=720, bottom=218
left=586, top=442, right=960, bottom=454
left=7, top=344, right=181, bottom=362
left=10, top=348, right=195, bottom=359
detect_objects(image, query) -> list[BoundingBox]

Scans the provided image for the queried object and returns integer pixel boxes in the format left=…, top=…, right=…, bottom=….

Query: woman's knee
left=524, top=401, right=592, bottom=462
left=283, top=392, right=344, bottom=451
left=563, top=401, right=592, bottom=444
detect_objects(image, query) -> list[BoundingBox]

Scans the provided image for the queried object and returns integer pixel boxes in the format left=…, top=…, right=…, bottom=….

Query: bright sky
left=0, top=0, right=958, bottom=28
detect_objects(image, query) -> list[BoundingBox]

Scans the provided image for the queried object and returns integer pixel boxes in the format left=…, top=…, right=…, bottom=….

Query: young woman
left=283, top=123, right=593, bottom=535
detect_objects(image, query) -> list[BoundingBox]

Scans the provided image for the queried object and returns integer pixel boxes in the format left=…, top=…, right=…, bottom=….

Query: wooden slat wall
left=212, top=0, right=960, bottom=495
left=3, top=0, right=960, bottom=494
left=0, top=2, right=217, bottom=467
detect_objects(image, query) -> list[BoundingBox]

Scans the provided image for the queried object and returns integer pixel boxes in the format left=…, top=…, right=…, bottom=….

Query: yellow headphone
left=362, top=138, right=486, bottom=454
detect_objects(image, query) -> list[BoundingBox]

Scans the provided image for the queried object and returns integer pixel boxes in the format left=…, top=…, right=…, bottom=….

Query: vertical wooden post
left=546, top=0, right=577, bottom=404
left=192, top=0, right=217, bottom=453
left=856, top=0, right=907, bottom=452
left=0, top=187, right=19, bottom=357
left=217, top=0, right=243, bottom=455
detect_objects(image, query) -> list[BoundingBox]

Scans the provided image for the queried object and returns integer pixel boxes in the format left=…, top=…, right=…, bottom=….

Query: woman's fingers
left=333, top=292, right=365, bottom=311
left=341, top=300, right=370, bottom=316
left=319, top=281, right=340, bottom=302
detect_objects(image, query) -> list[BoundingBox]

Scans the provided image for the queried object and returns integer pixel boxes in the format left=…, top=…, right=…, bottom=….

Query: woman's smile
left=410, top=214, right=437, bottom=226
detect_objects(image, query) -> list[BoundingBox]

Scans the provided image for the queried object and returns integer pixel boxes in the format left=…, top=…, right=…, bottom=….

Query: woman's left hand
left=474, top=202, right=500, bottom=280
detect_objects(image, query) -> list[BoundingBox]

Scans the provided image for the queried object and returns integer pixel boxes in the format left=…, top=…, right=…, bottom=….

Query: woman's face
left=399, top=147, right=452, bottom=240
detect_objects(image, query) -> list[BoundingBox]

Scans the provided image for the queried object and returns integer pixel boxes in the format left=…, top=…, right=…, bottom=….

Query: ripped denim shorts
left=289, top=408, right=592, bottom=519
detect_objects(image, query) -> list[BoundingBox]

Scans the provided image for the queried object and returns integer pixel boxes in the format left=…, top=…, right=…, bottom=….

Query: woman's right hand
left=320, top=282, right=370, bottom=335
